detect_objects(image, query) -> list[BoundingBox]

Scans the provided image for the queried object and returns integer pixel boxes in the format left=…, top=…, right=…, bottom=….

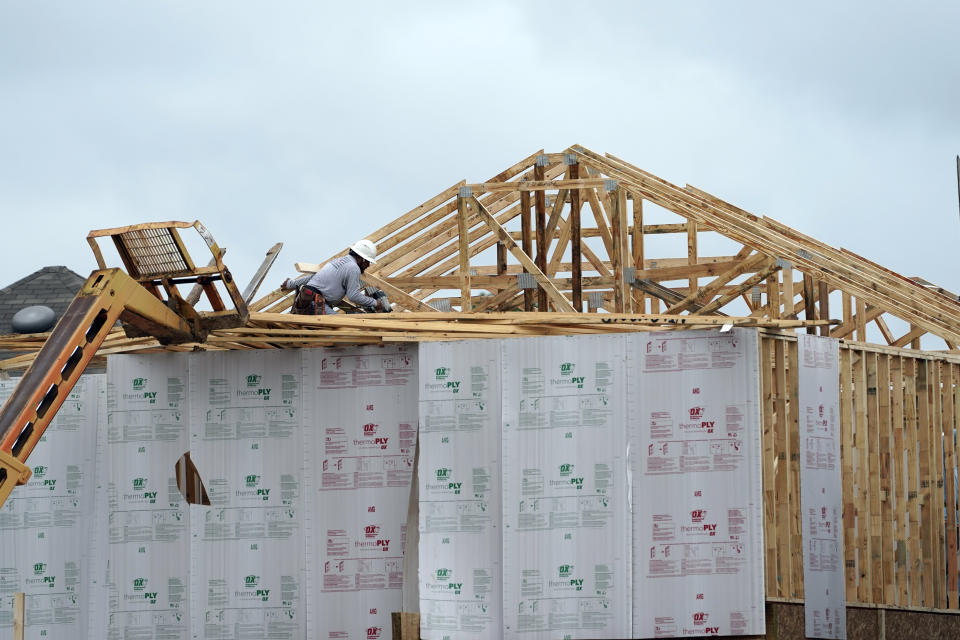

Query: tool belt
left=292, top=285, right=326, bottom=315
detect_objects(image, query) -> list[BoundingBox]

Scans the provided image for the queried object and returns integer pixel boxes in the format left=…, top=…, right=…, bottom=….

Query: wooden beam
left=665, top=249, right=764, bottom=315
left=521, top=189, right=533, bottom=311
left=632, top=194, right=645, bottom=311
left=695, top=261, right=779, bottom=316
left=464, top=177, right=609, bottom=193
left=534, top=156, right=548, bottom=311
left=830, top=305, right=884, bottom=339
left=608, top=184, right=626, bottom=312
left=818, top=280, right=831, bottom=337
left=687, top=221, right=698, bottom=296
left=13, top=592, right=23, bottom=640
left=496, top=242, right=507, bottom=276
left=362, top=272, right=439, bottom=313
left=803, top=273, right=816, bottom=334
left=568, top=156, right=582, bottom=311
left=892, top=326, right=926, bottom=349
left=471, top=197, right=576, bottom=312
left=456, top=194, right=471, bottom=311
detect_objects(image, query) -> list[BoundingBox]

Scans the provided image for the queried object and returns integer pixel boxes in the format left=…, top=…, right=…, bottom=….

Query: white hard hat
left=350, top=238, right=377, bottom=263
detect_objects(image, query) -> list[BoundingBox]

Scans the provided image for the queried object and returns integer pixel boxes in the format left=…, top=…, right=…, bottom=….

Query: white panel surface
left=304, top=345, right=417, bottom=640
left=417, top=341, right=502, bottom=640
left=105, top=354, right=191, bottom=639
left=798, top=335, right=845, bottom=639
left=189, top=350, right=304, bottom=639
left=502, top=335, right=631, bottom=639
left=0, top=374, right=103, bottom=640
left=630, top=329, right=765, bottom=637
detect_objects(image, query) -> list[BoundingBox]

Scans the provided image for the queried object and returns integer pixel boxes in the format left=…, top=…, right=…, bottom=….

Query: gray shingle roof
left=0, top=266, right=87, bottom=360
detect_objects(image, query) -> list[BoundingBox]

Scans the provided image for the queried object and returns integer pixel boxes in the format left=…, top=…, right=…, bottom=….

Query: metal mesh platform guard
left=118, top=228, right=191, bottom=278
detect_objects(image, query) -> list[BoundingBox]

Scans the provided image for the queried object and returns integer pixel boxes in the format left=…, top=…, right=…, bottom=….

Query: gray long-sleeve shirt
left=288, top=255, right=378, bottom=309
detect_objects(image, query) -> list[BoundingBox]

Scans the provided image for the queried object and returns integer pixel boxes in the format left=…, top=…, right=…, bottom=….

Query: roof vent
left=12, top=305, right=56, bottom=334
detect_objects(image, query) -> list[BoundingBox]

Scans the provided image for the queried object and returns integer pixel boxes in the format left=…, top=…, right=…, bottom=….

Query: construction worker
left=280, top=239, right=386, bottom=314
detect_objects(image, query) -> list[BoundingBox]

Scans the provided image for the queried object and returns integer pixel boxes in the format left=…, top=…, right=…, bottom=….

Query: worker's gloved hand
left=281, top=278, right=291, bottom=291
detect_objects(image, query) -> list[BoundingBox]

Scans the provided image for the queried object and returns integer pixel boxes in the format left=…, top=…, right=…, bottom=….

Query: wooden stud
left=803, top=274, right=817, bottom=334
left=819, top=281, right=831, bottom=337
left=840, top=347, right=858, bottom=601
left=761, top=336, right=779, bottom=596
left=945, top=364, right=959, bottom=608
left=787, top=340, right=803, bottom=596
left=631, top=195, right=645, bottom=311
left=774, top=339, right=791, bottom=595
left=767, top=273, right=781, bottom=319
left=903, top=358, right=922, bottom=605
left=534, top=156, right=548, bottom=311
left=456, top=195, right=472, bottom=311
left=930, top=361, right=946, bottom=607
left=13, top=592, right=23, bottom=640
left=853, top=349, right=872, bottom=601
left=890, top=355, right=908, bottom=605
left=687, top=221, right=698, bottom=296
left=877, top=354, right=895, bottom=605
left=865, top=352, right=884, bottom=603
left=781, top=263, right=794, bottom=319
left=856, top=298, right=867, bottom=342
left=568, top=157, right=583, bottom=311
left=916, top=359, right=935, bottom=605
left=521, top=189, right=533, bottom=311
left=609, top=184, right=626, bottom=312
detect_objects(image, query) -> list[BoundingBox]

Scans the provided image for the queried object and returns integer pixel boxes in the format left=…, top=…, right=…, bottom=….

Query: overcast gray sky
left=1, top=2, right=957, bottom=306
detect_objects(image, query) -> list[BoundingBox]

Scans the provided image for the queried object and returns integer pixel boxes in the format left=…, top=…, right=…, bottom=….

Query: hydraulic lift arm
left=0, top=221, right=248, bottom=509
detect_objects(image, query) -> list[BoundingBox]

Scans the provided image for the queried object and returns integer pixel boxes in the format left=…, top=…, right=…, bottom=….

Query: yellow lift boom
left=0, top=221, right=247, bottom=507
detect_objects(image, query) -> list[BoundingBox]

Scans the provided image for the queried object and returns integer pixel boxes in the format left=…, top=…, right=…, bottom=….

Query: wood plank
left=762, top=337, right=779, bottom=597
left=361, top=272, right=439, bottom=313
left=694, top=261, right=779, bottom=316
left=788, top=340, right=803, bottom=596
left=853, top=349, right=872, bottom=601
left=687, top=221, right=698, bottom=296
left=618, top=187, right=632, bottom=312
left=856, top=298, right=867, bottom=342
left=534, top=157, right=548, bottom=311
left=774, top=339, right=791, bottom=595
left=890, top=355, right=909, bottom=606
left=666, top=249, right=764, bottom=314
left=819, top=280, right=831, bottom=337
left=521, top=189, right=533, bottom=311
left=632, top=195, right=645, bottom=311
left=13, top=592, right=23, bottom=640
left=903, top=358, right=922, bottom=605
left=942, top=363, right=958, bottom=608
left=609, top=185, right=626, bottom=312
left=916, top=359, right=935, bottom=605
left=456, top=195, right=472, bottom=311
left=877, top=354, right=896, bottom=605
left=803, top=274, right=816, bottom=334
left=569, top=158, right=582, bottom=311
left=472, top=197, right=576, bottom=313
left=464, top=177, right=610, bottom=193
left=931, top=361, right=946, bottom=607
left=840, top=347, right=858, bottom=601
left=865, top=351, right=884, bottom=603
left=767, top=272, right=781, bottom=319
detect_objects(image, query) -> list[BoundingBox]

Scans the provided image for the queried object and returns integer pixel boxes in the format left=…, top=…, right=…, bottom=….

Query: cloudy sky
left=1, top=2, right=957, bottom=310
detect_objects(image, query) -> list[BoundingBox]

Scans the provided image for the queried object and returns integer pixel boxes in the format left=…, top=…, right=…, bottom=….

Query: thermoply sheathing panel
left=0, top=374, right=103, bottom=640
left=502, top=335, right=631, bottom=639
left=630, top=328, right=765, bottom=637
left=103, top=354, right=192, bottom=639
left=303, top=345, right=418, bottom=640
left=798, top=335, right=845, bottom=639
left=417, top=340, right=502, bottom=640
left=188, top=349, right=305, bottom=639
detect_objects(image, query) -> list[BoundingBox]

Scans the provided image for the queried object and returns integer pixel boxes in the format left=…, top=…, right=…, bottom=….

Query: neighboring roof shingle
left=0, top=265, right=86, bottom=339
